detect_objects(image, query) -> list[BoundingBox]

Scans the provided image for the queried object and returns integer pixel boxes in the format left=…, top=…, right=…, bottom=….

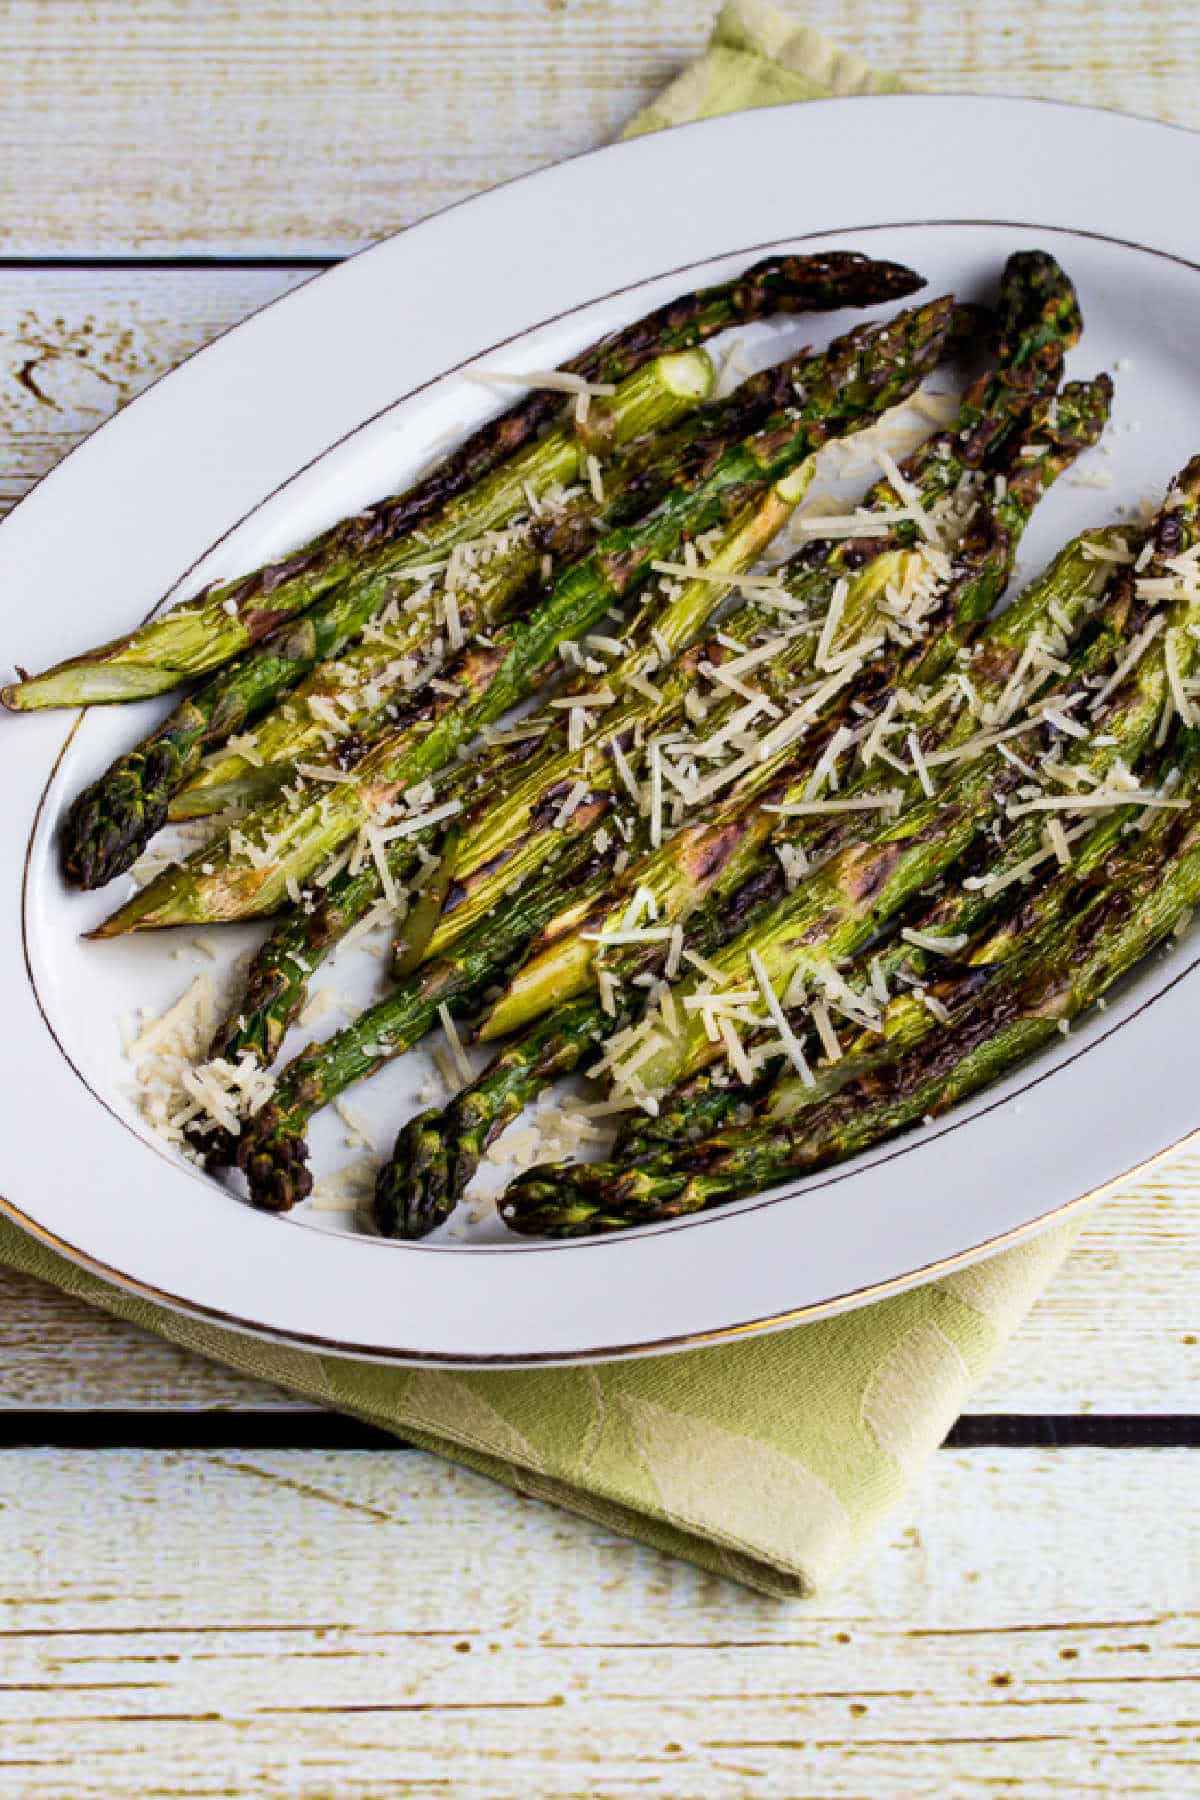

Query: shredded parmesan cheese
left=810, top=1000, right=842, bottom=1064
left=901, top=928, right=968, bottom=956
left=469, top=367, right=617, bottom=397
left=437, top=1003, right=474, bottom=1087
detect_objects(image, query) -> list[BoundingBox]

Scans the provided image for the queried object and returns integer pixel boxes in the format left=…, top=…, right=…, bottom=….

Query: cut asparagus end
left=87, top=864, right=241, bottom=936
left=166, top=766, right=285, bottom=820
left=655, top=347, right=717, bottom=402
left=478, top=933, right=594, bottom=1039
left=2, top=662, right=187, bottom=708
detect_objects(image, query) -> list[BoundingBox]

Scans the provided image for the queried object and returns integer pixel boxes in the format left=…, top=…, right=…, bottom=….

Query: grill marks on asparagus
left=478, top=375, right=1112, bottom=1045
left=169, top=362, right=819, bottom=830
left=634, top=582, right=1174, bottom=1096
left=63, top=338, right=810, bottom=890
left=502, top=748, right=1200, bottom=1235
left=90, top=294, right=959, bottom=939
left=370, top=284, right=1100, bottom=1229
left=59, top=352, right=712, bottom=888
left=50, top=247, right=1199, bottom=1248
left=617, top=457, right=1200, bottom=1106
left=216, top=299, right=975, bottom=1204
left=9, top=250, right=922, bottom=718
left=466, top=438, right=1137, bottom=1195
left=210, top=576, right=791, bottom=1071
left=232, top=828, right=615, bottom=1210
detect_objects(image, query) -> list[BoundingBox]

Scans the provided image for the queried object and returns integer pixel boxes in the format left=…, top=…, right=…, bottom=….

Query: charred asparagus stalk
left=376, top=997, right=606, bottom=1239
left=9, top=250, right=921, bottom=714
left=414, top=465, right=822, bottom=961
left=780, top=247, right=1080, bottom=611
left=373, top=865, right=781, bottom=1241
left=163, top=349, right=819, bottom=825
left=375, top=397, right=1111, bottom=1235
left=93, top=295, right=960, bottom=937
left=208, top=494, right=843, bottom=1074
left=235, top=286, right=1005, bottom=1211
left=496, top=475, right=1131, bottom=1148
left=623, top=458, right=1200, bottom=1102
left=206, top=352, right=1013, bottom=1080
left=614, top=697, right=1150, bottom=1163
left=209, top=416, right=976, bottom=1077
left=432, top=254, right=1072, bottom=957
left=233, top=826, right=615, bottom=1209
left=371, top=255, right=1097, bottom=1216
left=211, top=447, right=853, bottom=1074
left=501, top=740, right=1200, bottom=1235
left=480, top=376, right=1113, bottom=1041
left=466, top=521, right=1129, bottom=1176
left=60, top=350, right=714, bottom=888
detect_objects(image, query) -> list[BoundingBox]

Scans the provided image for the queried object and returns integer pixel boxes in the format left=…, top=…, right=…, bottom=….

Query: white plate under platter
left=4, top=95, right=1200, bottom=1365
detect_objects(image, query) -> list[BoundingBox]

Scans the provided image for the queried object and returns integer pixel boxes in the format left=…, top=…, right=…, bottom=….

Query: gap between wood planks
left=0, top=254, right=337, bottom=271
left=0, top=1413, right=1197, bottom=1451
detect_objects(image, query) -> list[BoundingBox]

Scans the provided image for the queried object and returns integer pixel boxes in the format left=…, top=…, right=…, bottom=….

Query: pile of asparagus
left=12, top=246, right=1194, bottom=1243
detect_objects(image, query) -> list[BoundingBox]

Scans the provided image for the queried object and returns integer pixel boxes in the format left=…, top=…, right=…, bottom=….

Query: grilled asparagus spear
left=235, top=296, right=1012, bottom=1209
left=8, top=250, right=921, bottom=713
left=210, top=331, right=1030, bottom=1083
left=205, top=398, right=983, bottom=1076
left=163, top=348, right=821, bottom=824
left=501, top=740, right=1200, bottom=1235
left=433, top=249, right=1081, bottom=960
left=60, top=350, right=714, bottom=888
left=206, top=475, right=816, bottom=1068
left=492, top=488, right=1135, bottom=1152
left=382, top=513, right=1126, bottom=1227
left=614, top=685, right=1150, bottom=1162
left=233, top=827, right=615, bottom=1209
left=92, top=295, right=960, bottom=937
left=185, top=412, right=879, bottom=1072
left=374, top=392, right=1110, bottom=1236
left=373, top=864, right=780, bottom=1240
left=622, top=459, right=1200, bottom=1102
left=479, top=376, right=1113, bottom=1041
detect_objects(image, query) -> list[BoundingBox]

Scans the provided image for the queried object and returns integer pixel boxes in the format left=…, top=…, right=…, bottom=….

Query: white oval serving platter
left=3, top=95, right=1200, bottom=1365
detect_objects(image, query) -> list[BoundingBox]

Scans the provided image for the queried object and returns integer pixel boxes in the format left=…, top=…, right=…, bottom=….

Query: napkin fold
left=0, top=0, right=1081, bottom=1598
left=624, top=0, right=903, bottom=140
left=0, top=1211, right=1072, bottom=1597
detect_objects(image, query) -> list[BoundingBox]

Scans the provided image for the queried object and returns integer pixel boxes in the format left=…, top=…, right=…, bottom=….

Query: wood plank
left=1, top=0, right=1199, bottom=256
left=0, top=266, right=309, bottom=519
left=0, top=1447, right=1194, bottom=1796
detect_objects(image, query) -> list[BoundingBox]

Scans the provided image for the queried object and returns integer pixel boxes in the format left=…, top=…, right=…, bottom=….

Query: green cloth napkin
left=624, top=0, right=904, bottom=139
left=0, top=0, right=1081, bottom=1600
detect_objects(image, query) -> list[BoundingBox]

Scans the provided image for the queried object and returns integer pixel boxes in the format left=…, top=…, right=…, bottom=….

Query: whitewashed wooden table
left=2, top=5, right=1198, bottom=1793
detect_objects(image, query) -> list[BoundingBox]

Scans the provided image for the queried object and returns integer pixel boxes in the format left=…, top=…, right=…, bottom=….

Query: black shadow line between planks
left=0, top=255, right=338, bottom=271
left=0, top=1413, right=1195, bottom=1452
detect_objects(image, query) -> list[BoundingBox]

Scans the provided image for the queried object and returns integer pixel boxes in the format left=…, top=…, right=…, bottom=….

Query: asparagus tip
left=62, top=751, right=178, bottom=890
left=501, top=1155, right=707, bottom=1236
left=373, top=1109, right=456, bottom=1239
left=236, top=1104, right=313, bottom=1212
